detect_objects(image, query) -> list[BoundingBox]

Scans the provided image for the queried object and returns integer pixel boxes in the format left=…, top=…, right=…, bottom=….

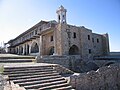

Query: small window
left=92, top=38, right=94, bottom=42
left=89, top=49, right=92, bottom=54
left=88, top=35, right=90, bottom=40
left=63, top=15, right=64, bottom=18
left=73, top=32, right=76, bottom=38
left=58, top=15, right=60, bottom=20
left=50, top=36, right=53, bottom=42
left=97, top=38, right=99, bottom=43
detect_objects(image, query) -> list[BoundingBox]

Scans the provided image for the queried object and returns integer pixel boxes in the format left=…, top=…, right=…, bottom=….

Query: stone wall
left=80, top=27, right=93, bottom=61
left=37, top=55, right=100, bottom=73
left=70, top=64, right=120, bottom=90
left=92, top=33, right=103, bottom=56
left=42, top=31, right=54, bottom=55
left=37, top=55, right=82, bottom=72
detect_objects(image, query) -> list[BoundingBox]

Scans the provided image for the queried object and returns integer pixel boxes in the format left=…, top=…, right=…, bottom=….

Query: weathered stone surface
left=53, top=64, right=74, bottom=75
left=0, top=74, right=7, bottom=90
left=70, top=64, right=120, bottom=90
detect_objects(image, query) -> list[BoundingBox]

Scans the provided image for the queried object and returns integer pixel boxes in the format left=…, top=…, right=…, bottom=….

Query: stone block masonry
left=37, top=55, right=82, bottom=72
left=7, top=6, right=109, bottom=60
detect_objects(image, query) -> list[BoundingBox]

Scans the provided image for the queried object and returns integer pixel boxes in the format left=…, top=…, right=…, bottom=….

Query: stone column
left=29, top=44, right=31, bottom=55
left=23, top=45, right=25, bottom=55
left=26, top=44, right=28, bottom=55
left=18, top=46, right=20, bottom=55
left=39, top=35, right=42, bottom=56
left=25, top=44, right=28, bottom=55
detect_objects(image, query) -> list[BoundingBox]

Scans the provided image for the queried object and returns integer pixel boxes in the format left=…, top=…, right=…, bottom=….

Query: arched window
left=31, top=43, right=39, bottom=53
left=69, top=45, right=79, bottom=55
left=88, top=35, right=90, bottom=40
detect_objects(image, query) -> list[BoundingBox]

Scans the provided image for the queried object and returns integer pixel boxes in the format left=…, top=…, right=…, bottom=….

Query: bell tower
left=54, top=6, right=68, bottom=55
left=56, top=5, right=67, bottom=24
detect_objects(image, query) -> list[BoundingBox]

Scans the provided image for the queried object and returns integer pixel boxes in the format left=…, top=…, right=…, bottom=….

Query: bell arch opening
left=69, top=45, right=79, bottom=55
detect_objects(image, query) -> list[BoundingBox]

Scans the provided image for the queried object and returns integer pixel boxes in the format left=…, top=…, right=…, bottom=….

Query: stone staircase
left=4, top=64, right=73, bottom=90
left=0, top=54, right=35, bottom=63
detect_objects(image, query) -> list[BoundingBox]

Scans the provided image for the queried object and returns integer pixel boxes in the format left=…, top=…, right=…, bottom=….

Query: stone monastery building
left=7, top=6, right=109, bottom=60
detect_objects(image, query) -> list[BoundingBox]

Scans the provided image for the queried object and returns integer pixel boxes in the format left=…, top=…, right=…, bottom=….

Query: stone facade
left=7, top=5, right=109, bottom=60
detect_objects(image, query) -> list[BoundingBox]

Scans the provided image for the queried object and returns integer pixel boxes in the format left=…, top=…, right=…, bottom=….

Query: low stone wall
left=70, top=64, right=120, bottom=90
left=37, top=55, right=100, bottom=73
left=37, top=55, right=82, bottom=72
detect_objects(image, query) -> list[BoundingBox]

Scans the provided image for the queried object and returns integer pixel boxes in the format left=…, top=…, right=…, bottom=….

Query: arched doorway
left=19, top=46, right=23, bottom=55
left=49, top=46, right=54, bottom=55
left=21, top=47, right=23, bottom=54
left=16, top=48, right=18, bottom=54
left=69, top=45, right=79, bottom=55
left=26, top=44, right=29, bottom=55
left=31, top=42, right=39, bottom=53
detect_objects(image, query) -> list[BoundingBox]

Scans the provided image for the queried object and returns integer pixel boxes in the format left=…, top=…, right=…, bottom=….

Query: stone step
left=0, top=59, right=33, bottom=63
left=9, top=72, right=59, bottom=80
left=4, top=68, right=50, bottom=72
left=38, top=82, right=71, bottom=90
left=24, top=79, right=67, bottom=89
left=7, top=71, right=57, bottom=78
left=4, top=65, right=52, bottom=70
left=12, top=75, right=61, bottom=83
left=3, top=63, right=74, bottom=89
left=0, top=55, right=35, bottom=59
left=4, top=68, right=54, bottom=75
left=18, top=77, right=64, bottom=86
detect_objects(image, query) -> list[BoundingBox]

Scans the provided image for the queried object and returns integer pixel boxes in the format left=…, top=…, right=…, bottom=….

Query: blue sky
left=0, top=0, right=120, bottom=52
